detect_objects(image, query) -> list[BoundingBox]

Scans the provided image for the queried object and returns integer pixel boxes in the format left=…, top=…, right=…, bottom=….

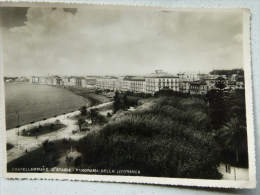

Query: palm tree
left=217, top=118, right=247, bottom=164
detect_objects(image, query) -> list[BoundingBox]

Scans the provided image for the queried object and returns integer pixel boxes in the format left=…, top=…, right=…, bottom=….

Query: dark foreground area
left=7, top=139, right=78, bottom=172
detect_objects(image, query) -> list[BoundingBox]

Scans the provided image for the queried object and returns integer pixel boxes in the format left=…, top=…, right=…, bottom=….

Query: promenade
left=5, top=101, right=113, bottom=163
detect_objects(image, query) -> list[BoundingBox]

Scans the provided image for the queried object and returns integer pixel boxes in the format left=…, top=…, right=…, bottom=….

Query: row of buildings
left=29, top=71, right=245, bottom=95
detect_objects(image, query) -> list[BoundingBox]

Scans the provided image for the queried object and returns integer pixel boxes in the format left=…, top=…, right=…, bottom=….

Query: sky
left=0, top=6, right=244, bottom=77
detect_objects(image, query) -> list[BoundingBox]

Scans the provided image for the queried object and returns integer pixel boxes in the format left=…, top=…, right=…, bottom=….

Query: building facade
left=145, top=72, right=179, bottom=94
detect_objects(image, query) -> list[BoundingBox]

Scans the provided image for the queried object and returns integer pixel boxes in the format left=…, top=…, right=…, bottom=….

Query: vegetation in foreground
left=77, top=96, right=222, bottom=179
left=7, top=139, right=77, bottom=172
left=205, top=87, right=248, bottom=168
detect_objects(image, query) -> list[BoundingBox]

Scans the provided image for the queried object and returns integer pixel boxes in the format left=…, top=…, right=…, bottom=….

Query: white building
left=145, top=71, right=179, bottom=94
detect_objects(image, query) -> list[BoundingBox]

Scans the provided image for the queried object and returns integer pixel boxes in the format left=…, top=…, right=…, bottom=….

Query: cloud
left=1, top=7, right=244, bottom=77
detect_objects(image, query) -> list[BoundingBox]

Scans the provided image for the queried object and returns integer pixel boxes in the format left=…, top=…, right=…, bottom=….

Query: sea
left=4, top=82, right=89, bottom=130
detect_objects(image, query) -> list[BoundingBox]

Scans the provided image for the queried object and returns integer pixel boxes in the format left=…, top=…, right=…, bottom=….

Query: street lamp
left=15, top=111, right=20, bottom=135
left=15, top=125, right=21, bottom=135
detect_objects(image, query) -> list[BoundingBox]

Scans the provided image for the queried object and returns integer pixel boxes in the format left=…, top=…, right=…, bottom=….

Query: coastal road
left=5, top=101, right=113, bottom=163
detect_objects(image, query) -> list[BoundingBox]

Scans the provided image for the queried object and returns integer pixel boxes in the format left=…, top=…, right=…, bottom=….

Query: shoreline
left=60, top=86, right=111, bottom=107
left=4, top=83, right=110, bottom=130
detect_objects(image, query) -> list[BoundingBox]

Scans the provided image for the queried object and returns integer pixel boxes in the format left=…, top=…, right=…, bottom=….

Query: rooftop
left=146, top=71, right=178, bottom=78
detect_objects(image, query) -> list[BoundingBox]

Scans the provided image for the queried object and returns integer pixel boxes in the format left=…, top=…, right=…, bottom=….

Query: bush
left=50, top=123, right=55, bottom=130
left=95, top=89, right=102, bottom=94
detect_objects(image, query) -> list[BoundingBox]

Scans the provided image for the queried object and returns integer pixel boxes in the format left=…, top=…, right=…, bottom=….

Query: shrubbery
left=77, top=96, right=222, bottom=179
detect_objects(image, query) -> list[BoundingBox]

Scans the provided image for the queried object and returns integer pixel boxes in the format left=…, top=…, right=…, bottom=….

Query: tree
left=214, top=77, right=226, bottom=89
left=217, top=118, right=248, bottom=166
left=75, top=117, right=86, bottom=131
left=209, top=69, right=244, bottom=77
left=95, top=89, right=102, bottom=94
left=96, top=114, right=108, bottom=126
left=89, top=109, right=99, bottom=124
left=76, top=97, right=222, bottom=179
left=50, top=123, right=55, bottom=130
left=42, top=139, right=50, bottom=154
left=113, top=91, right=121, bottom=113
left=55, top=119, right=61, bottom=124
left=205, top=77, right=230, bottom=130
left=123, top=95, right=129, bottom=109
left=80, top=106, right=87, bottom=116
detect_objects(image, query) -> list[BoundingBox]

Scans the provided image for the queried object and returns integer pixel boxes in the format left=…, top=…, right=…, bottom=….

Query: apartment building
left=204, top=77, right=228, bottom=91
left=122, top=78, right=131, bottom=92
left=39, top=77, right=47, bottom=84
left=122, top=76, right=146, bottom=93
left=177, top=72, right=202, bottom=82
left=179, top=81, right=190, bottom=94
left=190, top=80, right=207, bottom=95
left=81, top=78, right=97, bottom=89
left=29, top=76, right=39, bottom=83
left=52, top=76, right=62, bottom=85
left=97, top=77, right=117, bottom=91
left=62, top=77, right=70, bottom=86
left=70, top=76, right=82, bottom=87
left=46, top=77, right=53, bottom=85
left=145, top=71, right=179, bottom=94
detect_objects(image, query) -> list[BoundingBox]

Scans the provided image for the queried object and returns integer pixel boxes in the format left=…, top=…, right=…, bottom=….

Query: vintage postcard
left=0, top=2, right=256, bottom=188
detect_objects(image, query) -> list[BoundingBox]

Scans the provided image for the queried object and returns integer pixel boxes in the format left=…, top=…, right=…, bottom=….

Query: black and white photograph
left=0, top=3, right=255, bottom=188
